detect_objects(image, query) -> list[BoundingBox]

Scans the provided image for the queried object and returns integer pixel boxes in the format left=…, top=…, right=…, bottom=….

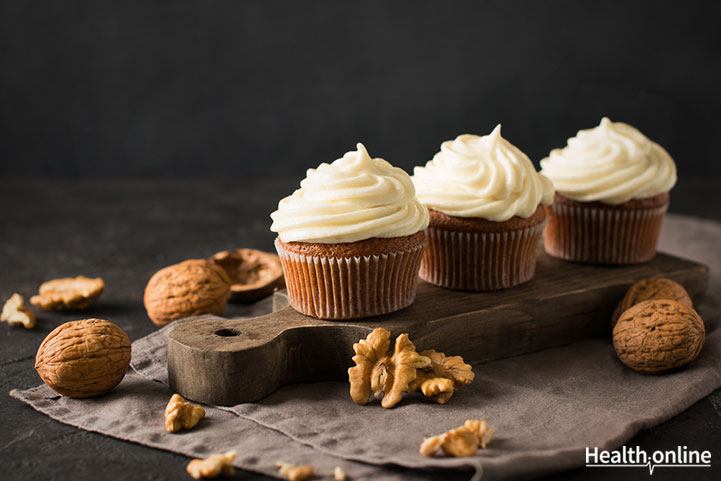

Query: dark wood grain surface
left=169, top=252, right=707, bottom=406
left=1, top=178, right=719, bottom=481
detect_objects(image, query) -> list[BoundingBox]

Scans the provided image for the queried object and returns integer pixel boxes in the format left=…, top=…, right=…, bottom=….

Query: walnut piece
left=334, top=466, right=346, bottom=481
left=464, top=419, right=494, bottom=448
left=348, top=328, right=431, bottom=408
left=417, top=377, right=455, bottom=403
left=420, top=419, right=494, bottom=458
left=613, top=299, right=705, bottom=374
left=186, top=451, right=236, bottom=479
left=35, top=318, right=131, bottom=398
left=409, top=350, right=475, bottom=404
left=442, top=426, right=481, bottom=457
left=349, top=328, right=474, bottom=407
left=1, top=293, right=37, bottom=329
left=165, top=393, right=205, bottom=433
left=419, top=434, right=445, bottom=456
left=276, top=462, right=314, bottom=481
left=612, top=277, right=693, bottom=327
left=144, top=259, right=231, bottom=326
left=30, top=276, right=105, bottom=310
left=211, top=248, right=284, bottom=302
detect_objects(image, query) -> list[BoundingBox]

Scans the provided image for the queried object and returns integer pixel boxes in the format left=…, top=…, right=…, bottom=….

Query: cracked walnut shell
left=144, top=259, right=231, bottom=326
left=613, top=299, right=705, bottom=374
left=35, top=318, right=131, bottom=398
left=165, top=393, right=205, bottom=433
left=348, top=327, right=431, bottom=408
left=211, top=248, right=284, bottom=302
left=187, top=451, right=237, bottom=479
left=1, top=293, right=36, bottom=329
left=30, top=276, right=105, bottom=310
left=611, top=277, right=692, bottom=327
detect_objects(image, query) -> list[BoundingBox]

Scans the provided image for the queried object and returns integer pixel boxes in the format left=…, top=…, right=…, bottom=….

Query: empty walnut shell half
left=613, top=299, right=705, bottom=374
left=210, top=249, right=284, bottom=302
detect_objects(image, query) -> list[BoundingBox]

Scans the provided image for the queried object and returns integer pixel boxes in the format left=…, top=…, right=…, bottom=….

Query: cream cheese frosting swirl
left=539, top=117, right=677, bottom=204
left=412, top=126, right=554, bottom=221
left=270, top=143, right=429, bottom=243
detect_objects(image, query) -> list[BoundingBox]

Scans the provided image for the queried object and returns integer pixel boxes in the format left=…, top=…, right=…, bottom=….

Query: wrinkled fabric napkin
left=11, top=214, right=721, bottom=481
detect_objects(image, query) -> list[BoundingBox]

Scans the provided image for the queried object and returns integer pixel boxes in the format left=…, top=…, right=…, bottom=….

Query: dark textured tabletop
left=1, top=178, right=720, bottom=481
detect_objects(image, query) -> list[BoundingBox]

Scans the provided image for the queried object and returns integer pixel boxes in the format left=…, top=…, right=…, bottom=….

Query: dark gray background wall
left=1, top=0, right=719, bottom=179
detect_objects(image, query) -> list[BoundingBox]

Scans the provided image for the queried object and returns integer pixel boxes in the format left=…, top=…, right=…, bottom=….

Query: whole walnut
left=144, top=259, right=231, bottom=326
left=613, top=299, right=705, bottom=374
left=611, top=277, right=692, bottom=327
left=35, top=318, right=131, bottom=398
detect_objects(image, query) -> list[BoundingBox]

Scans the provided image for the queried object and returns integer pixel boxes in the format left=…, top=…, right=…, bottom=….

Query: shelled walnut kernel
left=186, top=451, right=236, bottom=479
left=165, top=393, right=206, bottom=433
left=420, top=419, right=494, bottom=458
left=348, top=328, right=430, bottom=408
left=30, top=276, right=105, bottom=310
left=1, top=293, right=36, bottom=329
left=276, top=461, right=314, bottom=481
left=348, top=328, right=474, bottom=408
left=410, top=350, right=474, bottom=404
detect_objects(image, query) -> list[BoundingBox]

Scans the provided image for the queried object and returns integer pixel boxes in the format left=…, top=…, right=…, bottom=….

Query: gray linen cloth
left=11, top=214, right=721, bottom=481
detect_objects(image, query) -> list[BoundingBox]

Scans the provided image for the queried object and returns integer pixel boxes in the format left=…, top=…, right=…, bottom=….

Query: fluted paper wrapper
left=274, top=240, right=425, bottom=320
left=543, top=201, right=668, bottom=265
left=420, top=222, right=545, bottom=291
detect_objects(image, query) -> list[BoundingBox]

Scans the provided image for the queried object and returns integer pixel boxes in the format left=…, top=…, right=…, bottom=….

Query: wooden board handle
left=168, top=307, right=373, bottom=405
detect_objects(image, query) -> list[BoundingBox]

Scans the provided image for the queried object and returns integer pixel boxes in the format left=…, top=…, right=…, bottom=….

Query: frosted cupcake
left=540, top=118, right=676, bottom=264
left=412, top=126, right=554, bottom=291
left=270, top=143, right=429, bottom=320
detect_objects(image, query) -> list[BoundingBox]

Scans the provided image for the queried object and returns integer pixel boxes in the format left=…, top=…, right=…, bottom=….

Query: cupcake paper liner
left=543, top=202, right=668, bottom=265
left=419, top=222, right=546, bottom=291
left=274, top=240, right=425, bottom=320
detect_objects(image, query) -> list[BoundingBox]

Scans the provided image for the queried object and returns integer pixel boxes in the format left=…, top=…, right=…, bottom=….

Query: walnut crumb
left=276, top=461, right=314, bottom=481
left=1, top=293, right=36, bottom=329
left=420, top=419, right=494, bottom=457
left=186, top=451, right=236, bottom=479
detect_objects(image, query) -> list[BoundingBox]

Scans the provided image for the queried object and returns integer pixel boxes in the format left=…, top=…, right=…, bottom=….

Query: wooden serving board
left=168, top=251, right=708, bottom=406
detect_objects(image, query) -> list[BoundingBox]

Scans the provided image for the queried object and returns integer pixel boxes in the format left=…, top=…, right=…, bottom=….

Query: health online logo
left=586, top=446, right=711, bottom=475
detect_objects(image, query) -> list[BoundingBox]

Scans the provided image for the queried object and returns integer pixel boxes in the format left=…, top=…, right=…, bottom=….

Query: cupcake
left=270, top=143, right=429, bottom=320
left=540, top=118, right=677, bottom=265
left=412, top=126, right=554, bottom=291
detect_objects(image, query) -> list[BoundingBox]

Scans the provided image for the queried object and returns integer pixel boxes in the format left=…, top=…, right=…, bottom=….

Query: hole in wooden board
left=215, top=328, right=242, bottom=337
